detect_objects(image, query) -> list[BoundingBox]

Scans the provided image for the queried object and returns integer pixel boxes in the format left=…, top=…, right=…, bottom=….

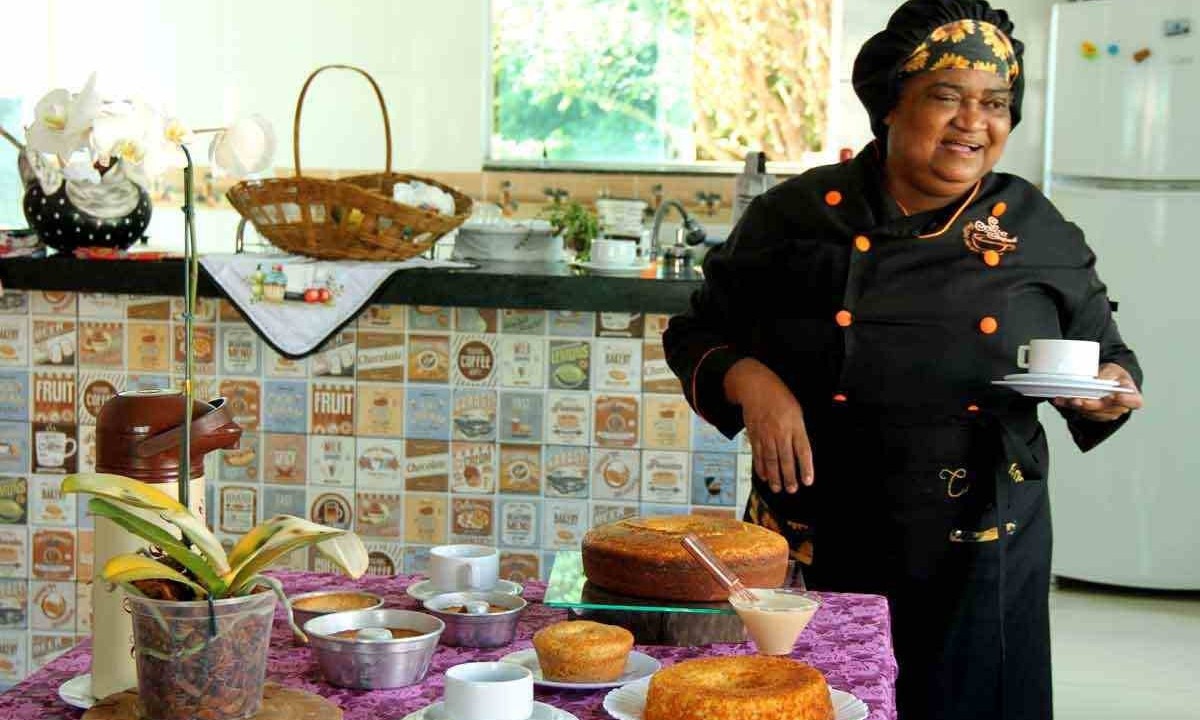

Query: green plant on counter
left=61, top=473, right=368, bottom=636
left=541, top=201, right=600, bottom=260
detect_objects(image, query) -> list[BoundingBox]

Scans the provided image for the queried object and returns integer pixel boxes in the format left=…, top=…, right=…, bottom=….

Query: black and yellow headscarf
left=853, top=0, right=1025, bottom=140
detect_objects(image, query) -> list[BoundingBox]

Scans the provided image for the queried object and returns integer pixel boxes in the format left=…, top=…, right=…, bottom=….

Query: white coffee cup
left=429, top=544, right=499, bottom=592
left=36, top=431, right=77, bottom=468
left=590, top=238, right=638, bottom=267
left=443, top=662, right=533, bottom=720
left=1017, top=339, right=1100, bottom=378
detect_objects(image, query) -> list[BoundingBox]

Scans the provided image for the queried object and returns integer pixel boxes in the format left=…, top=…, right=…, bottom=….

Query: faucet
left=650, top=200, right=708, bottom=269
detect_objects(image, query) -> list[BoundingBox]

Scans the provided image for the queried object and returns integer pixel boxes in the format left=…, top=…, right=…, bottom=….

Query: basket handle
left=293, top=64, right=392, bottom=177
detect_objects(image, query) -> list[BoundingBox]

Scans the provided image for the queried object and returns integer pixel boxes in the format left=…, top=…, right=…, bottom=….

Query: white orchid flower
left=91, top=101, right=186, bottom=189
left=210, top=114, right=276, bottom=177
left=26, top=73, right=101, bottom=157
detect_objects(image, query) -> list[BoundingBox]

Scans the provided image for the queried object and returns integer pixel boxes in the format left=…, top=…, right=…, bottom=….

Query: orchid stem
left=0, top=127, right=22, bottom=151
left=180, top=145, right=198, bottom=510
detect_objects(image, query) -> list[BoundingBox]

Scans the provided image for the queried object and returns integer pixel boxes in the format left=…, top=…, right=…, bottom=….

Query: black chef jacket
left=663, top=143, right=1142, bottom=720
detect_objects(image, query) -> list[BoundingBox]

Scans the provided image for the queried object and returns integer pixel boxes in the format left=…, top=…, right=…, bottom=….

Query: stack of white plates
left=991, top=372, right=1134, bottom=399
left=452, top=220, right=563, bottom=262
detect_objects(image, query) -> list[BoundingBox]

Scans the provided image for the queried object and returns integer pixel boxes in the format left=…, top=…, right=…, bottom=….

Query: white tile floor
left=1051, top=579, right=1200, bottom=720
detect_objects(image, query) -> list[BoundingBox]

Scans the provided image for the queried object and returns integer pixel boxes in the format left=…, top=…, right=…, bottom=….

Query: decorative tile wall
left=0, top=290, right=753, bottom=688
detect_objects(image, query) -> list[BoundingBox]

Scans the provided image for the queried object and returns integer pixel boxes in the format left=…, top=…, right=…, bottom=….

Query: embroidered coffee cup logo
left=964, top=215, right=1018, bottom=255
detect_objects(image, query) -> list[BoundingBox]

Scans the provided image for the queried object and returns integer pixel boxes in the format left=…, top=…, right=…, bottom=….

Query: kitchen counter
left=0, top=255, right=703, bottom=313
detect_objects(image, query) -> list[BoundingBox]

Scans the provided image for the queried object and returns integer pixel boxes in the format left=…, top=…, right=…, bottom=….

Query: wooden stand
left=574, top=582, right=748, bottom=646
left=83, top=683, right=342, bottom=720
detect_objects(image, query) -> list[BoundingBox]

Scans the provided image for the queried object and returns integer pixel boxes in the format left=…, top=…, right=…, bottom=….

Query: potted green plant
left=541, top=200, right=600, bottom=261
left=62, top=473, right=367, bottom=720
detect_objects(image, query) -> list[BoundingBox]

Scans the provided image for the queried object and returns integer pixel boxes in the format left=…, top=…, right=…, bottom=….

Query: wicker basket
left=226, top=64, right=472, bottom=261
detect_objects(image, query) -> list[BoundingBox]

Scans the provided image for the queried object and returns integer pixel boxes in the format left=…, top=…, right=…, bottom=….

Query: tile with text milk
left=308, top=435, right=356, bottom=488
left=498, top=336, right=546, bottom=389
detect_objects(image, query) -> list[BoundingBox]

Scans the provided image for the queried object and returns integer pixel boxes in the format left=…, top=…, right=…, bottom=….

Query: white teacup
left=36, top=431, right=77, bottom=468
left=590, top=238, right=638, bottom=267
left=429, top=544, right=499, bottom=592
left=1017, top=339, right=1099, bottom=378
left=443, top=662, right=533, bottom=720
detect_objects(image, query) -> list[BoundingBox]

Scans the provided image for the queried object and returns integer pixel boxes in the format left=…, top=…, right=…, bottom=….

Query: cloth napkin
left=200, top=253, right=473, bottom=358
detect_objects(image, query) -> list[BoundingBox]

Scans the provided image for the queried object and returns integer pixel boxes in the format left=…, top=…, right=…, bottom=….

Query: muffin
left=532, top=620, right=634, bottom=682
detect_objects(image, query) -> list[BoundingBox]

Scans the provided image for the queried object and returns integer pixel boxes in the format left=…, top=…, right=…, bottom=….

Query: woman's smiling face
left=885, top=67, right=1013, bottom=202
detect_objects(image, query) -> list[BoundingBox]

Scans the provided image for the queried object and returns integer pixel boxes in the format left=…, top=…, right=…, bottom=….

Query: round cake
left=644, top=656, right=833, bottom=720
left=532, top=620, right=634, bottom=682
left=581, top=515, right=789, bottom=602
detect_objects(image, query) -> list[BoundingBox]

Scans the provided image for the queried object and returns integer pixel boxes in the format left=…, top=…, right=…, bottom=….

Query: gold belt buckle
left=949, top=522, right=1018, bottom=543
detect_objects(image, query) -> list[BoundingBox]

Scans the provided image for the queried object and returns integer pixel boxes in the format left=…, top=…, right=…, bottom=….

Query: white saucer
left=58, top=673, right=95, bottom=710
left=405, top=579, right=524, bottom=602
left=1003, top=372, right=1118, bottom=386
left=401, top=700, right=578, bottom=720
left=572, top=260, right=653, bottom=276
left=992, top=378, right=1136, bottom=400
left=500, top=648, right=661, bottom=690
left=602, top=676, right=868, bottom=720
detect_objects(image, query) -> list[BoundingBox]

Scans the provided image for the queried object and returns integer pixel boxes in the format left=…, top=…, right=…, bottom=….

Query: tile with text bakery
left=356, top=490, right=403, bottom=539
left=125, top=322, right=170, bottom=373
left=30, top=292, right=74, bottom=318
left=30, top=528, right=74, bottom=581
left=29, top=475, right=74, bottom=527
left=543, top=445, right=590, bottom=499
left=498, top=336, right=545, bottom=389
left=544, top=391, right=590, bottom=446
left=405, top=386, right=451, bottom=440
left=547, top=311, right=594, bottom=338
left=407, top=334, right=451, bottom=384
left=452, top=389, right=497, bottom=442
left=78, top=321, right=123, bottom=368
left=310, top=382, right=355, bottom=436
left=455, top=308, right=497, bottom=334
left=0, top=318, right=28, bottom=368
left=499, top=444, right=542, bottom=495
left=409, top=306, right=452, bottom=332
left=219, top=325, right=262, bottom=377
left=356, top=332, right=406, bottom=382
left=172, top=324, right=215, bottom=376
left=642, top=394, right=691, bottom=450
left=307, top=488, right=354, bottom=531
left=500, top=309, right=546, bottom=336
left=451, top=442, right=497, bottom=494
left=0, top=476, right=28, bottom=525
left=547, top=339, right=590, bottom=391
left=219, top=432, right=260, bottom=483
left=31, top=319, right=75, bottom=368
left=0, top=424, right=29, bottom=477
left=219, top=379, right=261, bottom=432
left=261, top=380, right=307, bottom=434
left=403, top=440, right=450, bottom=493
left=595, top=312, right=644, bottom=338
left=498, top=498, right=540, bottom=547
left=0, top=526, right=29, bottom=579
left=0, top=373, right=28, bottom=423
left=218, top=484, right=259, bottom=535
left=308, top=435, right=356, bottom=487
left=498, top=391, right=543, bottom=444
left=593, top=339, right=642, bottom=392
left=594, top=394, right=640, bottom=448
left=591, top=449, right=640, bottom=501
left=355, top=437, right=406, bottom=490
left=261, top=485, right=308, bottom=518
left=451, top=497, right=495, bottom=544
left=498, top=550, right=539, bottom=584
left=453, top=334, right=498, bottom=387
left=641, top=342, right=682, bottom=394
left=404, top=494, right=448, bottom=545
left=641, top=450, right=690, bottom=505
left=356, top=383, right=405, bottom=438
left=364, top=541, right=404, bottom=576
left=357, top=304, right=406, bottom=332
left=592, top=501, right=639, bottom=528
left=542, top=499, right=588, bottom=550
left=310, top=331, right=356, bottom=379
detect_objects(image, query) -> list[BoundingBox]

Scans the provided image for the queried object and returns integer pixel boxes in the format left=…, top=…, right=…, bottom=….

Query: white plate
left=406, top=579, right=524, bottom=602
left=602, top=676, right=868, bottom=720
left=58, top=673, right=95, bottom=710
left=572, top=260, right=653, bottom=276
left=401, top=700, right=578, bottom=720
left=500, top=648, right=661, bottom=690
left=1002, top=372, right=1119, bottom=386
left=991, top=378, right=1137, bottom=400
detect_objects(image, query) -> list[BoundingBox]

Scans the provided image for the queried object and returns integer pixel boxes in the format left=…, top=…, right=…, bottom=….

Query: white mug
left=443, top=662, right=533, bottom=720
left=1017, top=339, right=1100, bottom=378
left=36, top=431, right=77, bottom=468
left=429, top=544, right=499, bottom=592
left=590, top=238, right=638, bottom=267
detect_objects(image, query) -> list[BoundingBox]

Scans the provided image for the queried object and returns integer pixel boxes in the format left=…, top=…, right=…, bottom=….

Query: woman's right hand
left=723, top=358, right=814, bottom=493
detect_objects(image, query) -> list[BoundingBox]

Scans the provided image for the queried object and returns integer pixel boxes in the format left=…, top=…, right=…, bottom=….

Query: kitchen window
left=488, top=0, right=836, bottom=172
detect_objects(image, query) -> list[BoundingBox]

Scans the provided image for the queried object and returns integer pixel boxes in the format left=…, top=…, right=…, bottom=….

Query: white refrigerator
left=1044, top=0, right=1200, bottom=589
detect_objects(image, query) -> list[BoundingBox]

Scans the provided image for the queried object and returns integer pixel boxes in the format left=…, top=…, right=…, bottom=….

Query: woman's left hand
left=1052, top=362, right=1144, bottom=421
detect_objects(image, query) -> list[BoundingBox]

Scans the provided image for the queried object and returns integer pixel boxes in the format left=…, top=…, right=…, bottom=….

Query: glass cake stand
left=543, top=551, right=738, bottom=615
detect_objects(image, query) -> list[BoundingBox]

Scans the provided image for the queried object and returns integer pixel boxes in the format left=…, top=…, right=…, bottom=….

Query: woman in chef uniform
left=664, top=2, right=1144, bottom=718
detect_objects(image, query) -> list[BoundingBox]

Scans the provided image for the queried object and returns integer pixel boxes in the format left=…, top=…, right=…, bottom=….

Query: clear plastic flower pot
left=127, top=590, right=276, bottom=720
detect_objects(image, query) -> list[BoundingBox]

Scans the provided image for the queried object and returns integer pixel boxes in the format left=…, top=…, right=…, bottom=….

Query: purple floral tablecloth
left=0, top=572, right=897, bottom=719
